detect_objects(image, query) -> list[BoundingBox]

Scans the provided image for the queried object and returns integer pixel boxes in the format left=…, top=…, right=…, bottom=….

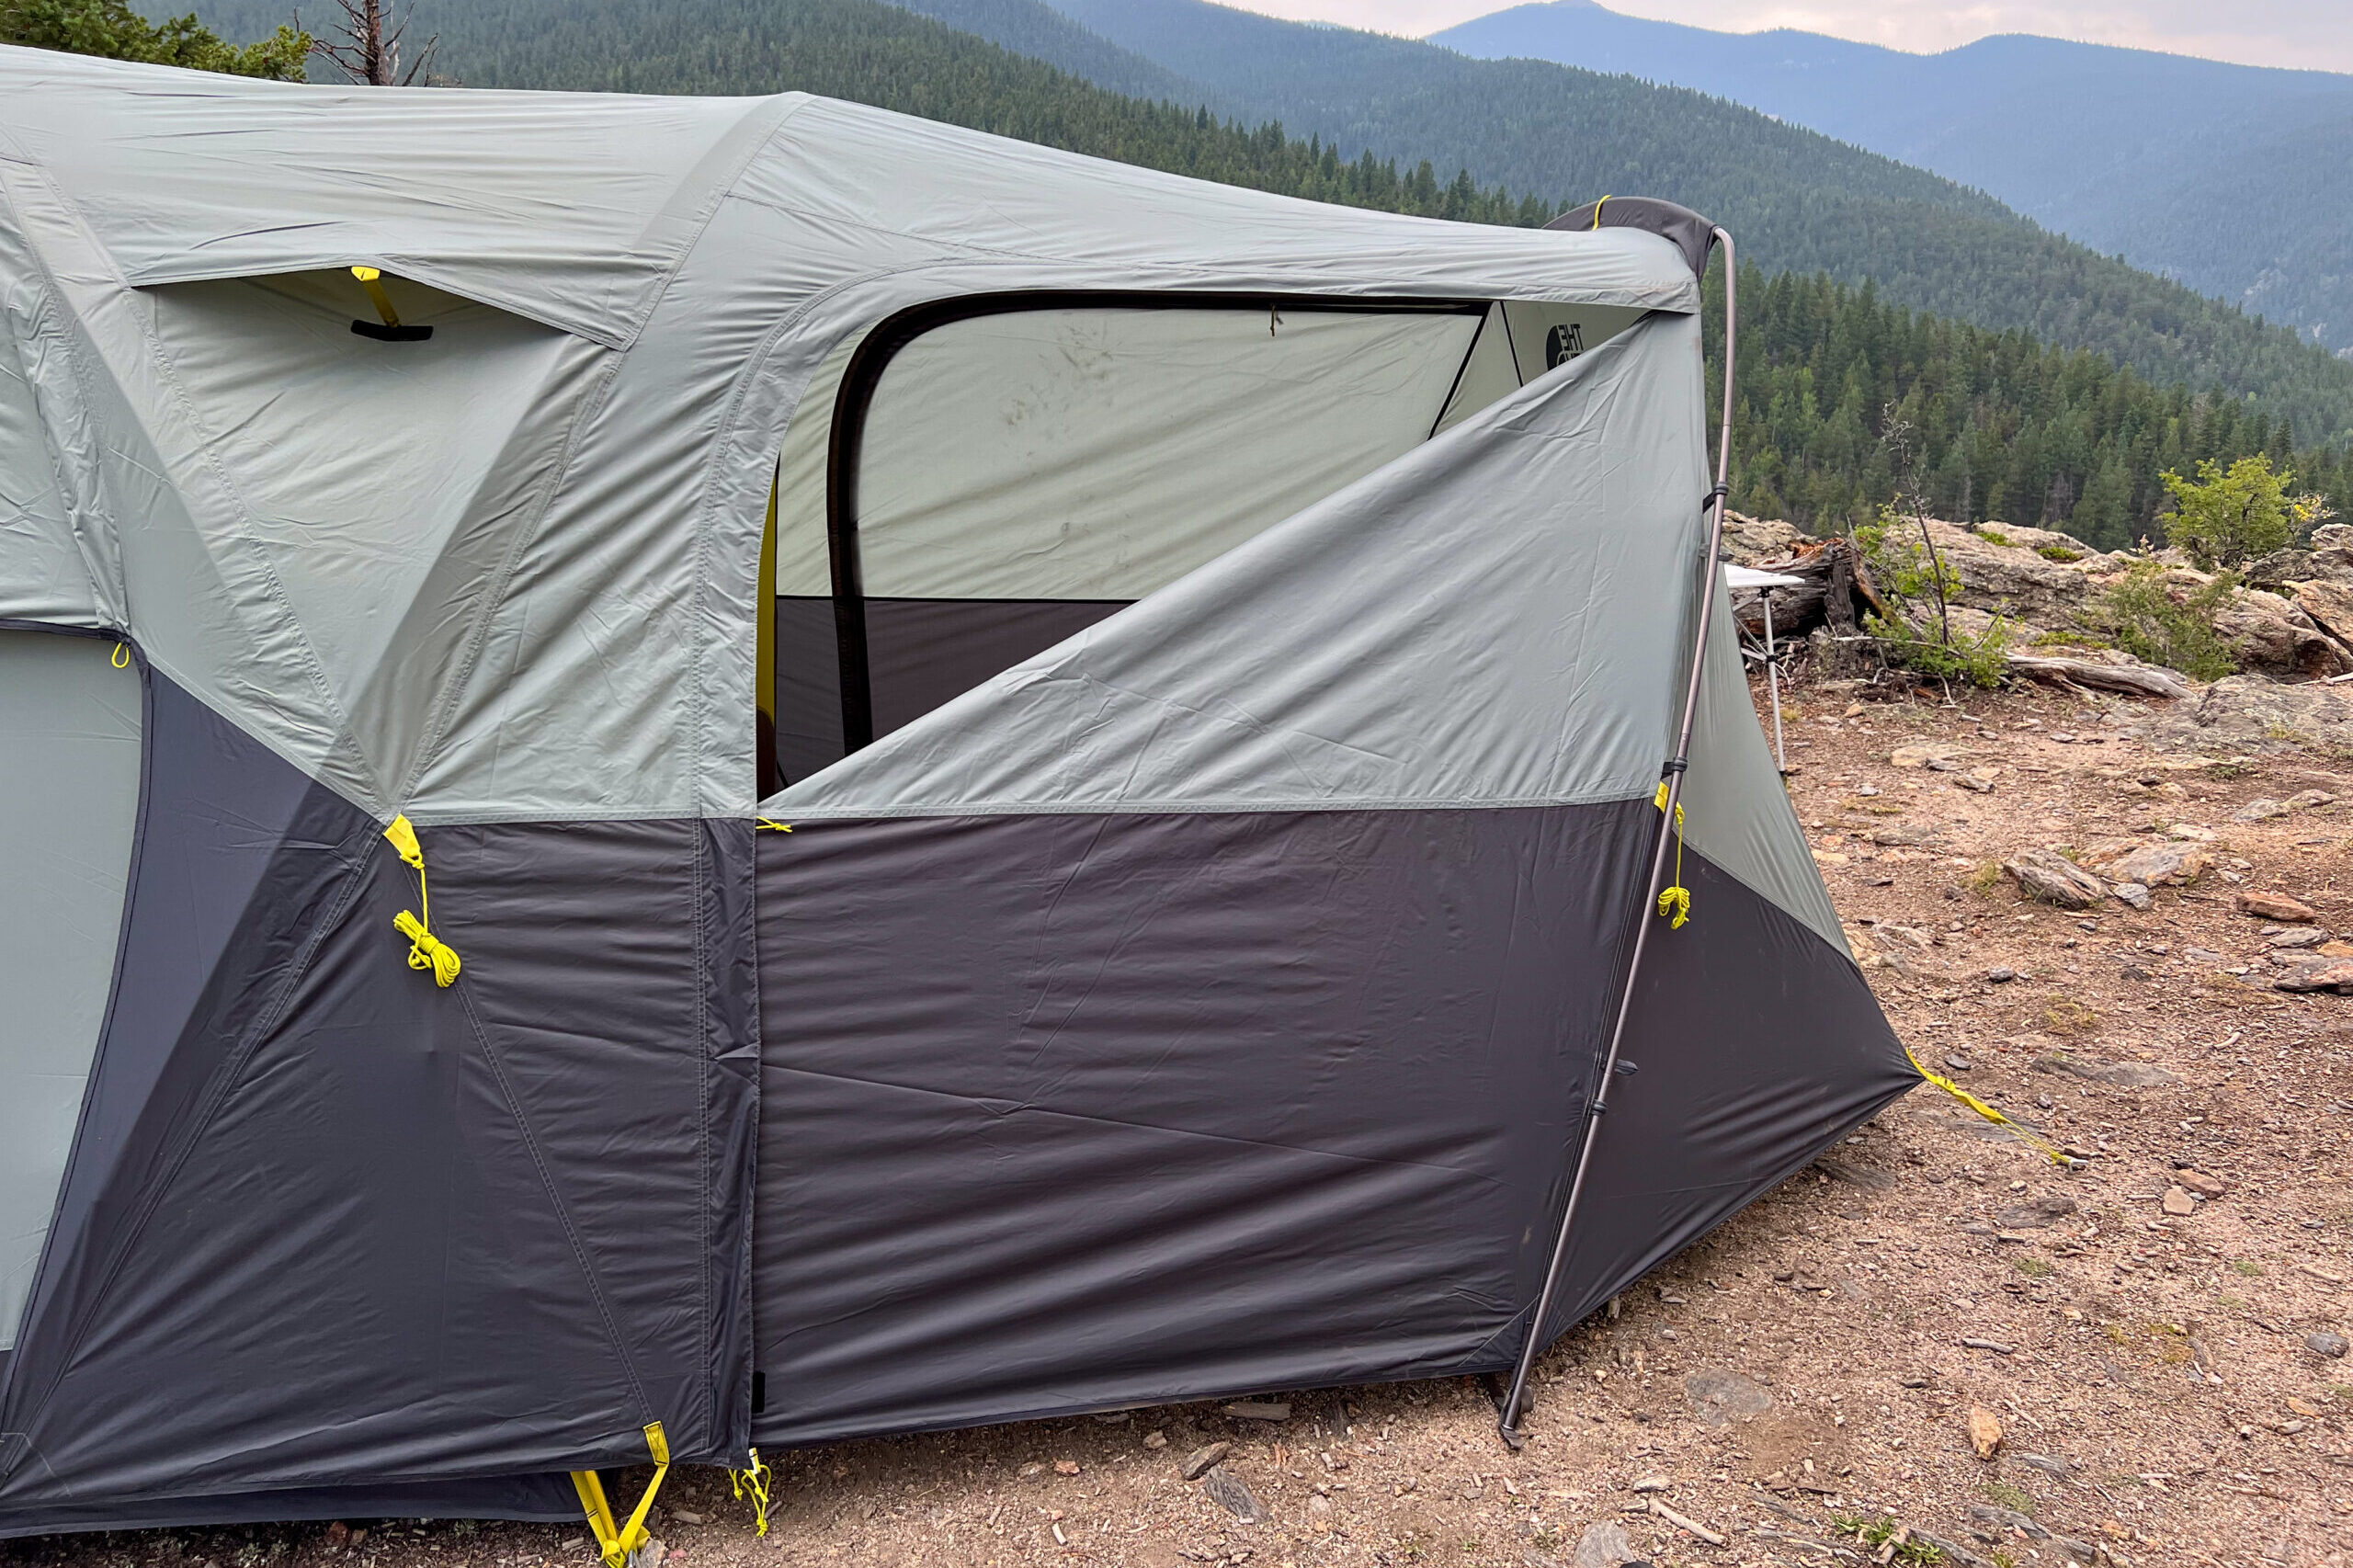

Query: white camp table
left=1726, top=564, right=1805, bottom=772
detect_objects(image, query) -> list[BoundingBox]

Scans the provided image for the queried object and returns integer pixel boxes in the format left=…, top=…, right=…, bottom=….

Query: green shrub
left=2093, top=562, right=2239, bottom=681
left=1858, top=505, right=2013, bottom=687
left=1977, top=528, right=2014, bottom=546
left=2037, top=544, right=2085, bottom=562
left=2159, top=454, right=2332, bottom=569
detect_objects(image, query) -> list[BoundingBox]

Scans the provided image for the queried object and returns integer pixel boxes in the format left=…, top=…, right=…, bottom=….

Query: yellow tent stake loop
left=111, top=641, right=130, bottom=668
left=755, top=819, right=793, bottom=833
left=729, top=1448, right=774, bottom=1538
left=382, top=814, right=460, bottom=986
left=350, top=265, right=403, bottom=328
left=573, top=1422, right=672, bottom=1568
left=1904, top=1041, right=2076, bottom=1167
left=1590, top=194, right=1612, bottom=231
left=1651, top=782, right=1691, bottom=928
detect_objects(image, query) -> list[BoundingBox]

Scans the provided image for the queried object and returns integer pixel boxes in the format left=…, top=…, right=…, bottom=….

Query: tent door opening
left=762, top=293, right=1647, bottom=790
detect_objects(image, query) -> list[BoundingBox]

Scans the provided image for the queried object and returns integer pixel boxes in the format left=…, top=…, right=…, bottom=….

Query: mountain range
left=1433, top=0, right=2353, bottom=358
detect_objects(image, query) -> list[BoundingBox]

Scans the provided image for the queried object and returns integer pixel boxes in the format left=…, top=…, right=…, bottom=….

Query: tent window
left=767, top=294, right=1648, bottom=788
left=0, top=632, right=142, bottom=1349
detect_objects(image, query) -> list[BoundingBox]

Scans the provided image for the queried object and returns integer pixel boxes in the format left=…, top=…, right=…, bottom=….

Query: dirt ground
left=6, top=678, right=2349, bottom=1568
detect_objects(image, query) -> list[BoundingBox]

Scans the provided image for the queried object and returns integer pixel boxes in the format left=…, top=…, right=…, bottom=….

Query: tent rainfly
left=0, top=47, right=1919, bottom=1544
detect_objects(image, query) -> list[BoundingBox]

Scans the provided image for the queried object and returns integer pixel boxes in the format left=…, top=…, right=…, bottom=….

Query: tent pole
left=1498, top=227, right=1737, bottom=1447
left=1765, top=585, right=1787, bottom=772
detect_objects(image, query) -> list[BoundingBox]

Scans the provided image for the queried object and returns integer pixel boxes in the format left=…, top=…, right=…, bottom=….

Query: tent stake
left=1497, top=226, right=1737, bottom=1448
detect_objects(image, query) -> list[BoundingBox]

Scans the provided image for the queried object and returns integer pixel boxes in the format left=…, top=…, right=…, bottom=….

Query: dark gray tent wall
left=0, top=639, right=753, bottom=1530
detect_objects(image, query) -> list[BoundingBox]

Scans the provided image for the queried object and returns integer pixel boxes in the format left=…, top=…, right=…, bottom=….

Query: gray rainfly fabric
left=0, top=43, right=1911, bottom=1538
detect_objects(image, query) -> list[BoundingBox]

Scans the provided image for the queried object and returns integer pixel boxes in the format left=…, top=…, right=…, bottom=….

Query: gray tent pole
left=1765, top=586, right=1787, bottom=772
left=1498, top=227, right=1737, bottom=1447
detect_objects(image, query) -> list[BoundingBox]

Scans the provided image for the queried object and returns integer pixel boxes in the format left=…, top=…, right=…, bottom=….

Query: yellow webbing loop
left=350, top=266, right=404, bottom=328
left=755, top=819, right=793, bottom=833
left=729, top=1448, right=774, bottom=1539
left=1590, top=194, right=1612, bottom=230
left=1652, top=781, right=1691, bottom=928
left=572, top=1422, right=672, bottom=1568
left=383, top=814, right=460, bottom=986
left=111, top=641, right=130, bottom=668
left=1904, top=1042, right=2075, bottom=1167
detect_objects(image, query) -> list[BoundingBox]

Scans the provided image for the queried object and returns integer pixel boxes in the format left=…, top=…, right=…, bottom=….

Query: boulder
left=2211, top=589, right=2353, bottom=679
left=2122, top=674, right=2353, bottom=756
left=2292, top=578, right=2353, bottom=648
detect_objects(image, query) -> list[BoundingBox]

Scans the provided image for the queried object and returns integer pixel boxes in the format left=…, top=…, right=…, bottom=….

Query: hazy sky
left=1231, top=0, right=2353, bottom=74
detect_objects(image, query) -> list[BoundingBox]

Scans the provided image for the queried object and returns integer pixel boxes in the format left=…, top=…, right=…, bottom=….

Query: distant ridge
left=1434, top=0, right=2353, bottom=358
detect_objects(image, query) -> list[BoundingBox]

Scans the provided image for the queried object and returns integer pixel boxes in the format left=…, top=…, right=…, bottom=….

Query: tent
left=0, top=46, right=1917, bottom=1541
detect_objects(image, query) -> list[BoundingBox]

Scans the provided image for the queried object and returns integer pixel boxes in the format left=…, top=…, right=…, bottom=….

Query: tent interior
left=764, top=295, right=1649, bottom=787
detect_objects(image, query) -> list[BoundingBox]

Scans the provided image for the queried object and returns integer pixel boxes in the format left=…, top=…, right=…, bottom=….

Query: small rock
left=2101, top=842, right=2212, bottom=887
left=1945, top=1053, right=1974, bottom=1072
left=2051, top=1535, right=2101, bottom=1564
left=2161, top=1186, right=2198, bottom=1216
left=2268, top=927, right=2328, bottom=949
left=2031, top=1051, right=2181, bottom=1087
left=1967, top=1504, right=2047, bottom=1540
left=2112, top=881, right=2152, bottom=910
left=2293, top=788, right=2337, bottom=807
left=1142, top=1429, right=1167, bottom=1449
left=1893, top=743, right=1964, bottom=768
left=1995, top=1194, right=2079, bottom=1229
left=2272, top=956, right=2353, bottom=994
left=2237, top=890, right=2319, bottom=923
left=1967, top=1404, right=2005, bottom=1460
left=1986, top=967, right=2016, bottom=983
left=322, top=1524, right=349, bottom=1551
left=2234, top=799, right=2292, bottom=822
left=1017, top=1461, right=1045, bottom=1478
left=1630, top=1473, right=1669, bottom=1493
left=2174, top=1168, right=2226, bottom=1198
left=1813, top=1157, right=1897, bottom=1190
left=1180, top=1442, right=1230, bottom=1481
left=2008, top=1453, right=2071, bottom=1479
left=1199, top=1467, right=1263, bottom=1522
left=1569, top=1520, right=1640, bottom=1568
left=1684, top=1368, right=1774, bottom=1425
left=668, top=1511, right=706, bottom=1528
left=2183, top=947, right=2223, bottom=963
left=2306, top=1330, right=2349, bottom=1358
left=2005, top=850, right=2107, bottom=910
left=1053, top=1459, right=1081, bottom=1475
left=1222, top=1401, right=1291, bottom=1422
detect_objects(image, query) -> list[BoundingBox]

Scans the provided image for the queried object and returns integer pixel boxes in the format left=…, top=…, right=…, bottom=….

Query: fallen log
left=2003, top=653, right=2192, bottom=699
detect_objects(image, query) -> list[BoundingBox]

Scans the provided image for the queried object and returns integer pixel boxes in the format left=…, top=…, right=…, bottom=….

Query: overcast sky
left=1232, top=0, right=2353, bottom=74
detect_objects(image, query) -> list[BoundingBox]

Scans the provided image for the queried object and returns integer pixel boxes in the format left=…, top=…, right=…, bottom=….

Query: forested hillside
left=1712, top=268, right=2349, bottom=548
left=131, top=0, right=2351, bottom=537
left=174, top=0, right=2353, bottom=447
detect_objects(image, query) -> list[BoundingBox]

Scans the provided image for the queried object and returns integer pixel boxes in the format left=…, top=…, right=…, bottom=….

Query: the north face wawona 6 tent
left=0, top=46, right=1917, bottom=1541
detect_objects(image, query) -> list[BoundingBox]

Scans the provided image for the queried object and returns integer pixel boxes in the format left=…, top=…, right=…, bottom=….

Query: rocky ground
left=9, top=541, right=2353, bottom=1568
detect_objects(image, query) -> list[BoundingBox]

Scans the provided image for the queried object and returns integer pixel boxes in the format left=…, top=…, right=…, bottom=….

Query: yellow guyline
left=382, top=815, right=461, bottom=986
left=729, top=1449, right=774, bottom=1539
left=1651, top=782, right=1691, bottom=928
left=1904, top=1042, right=2076, bottom=1166
left=573, top=1423, right=671, bottom=1568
